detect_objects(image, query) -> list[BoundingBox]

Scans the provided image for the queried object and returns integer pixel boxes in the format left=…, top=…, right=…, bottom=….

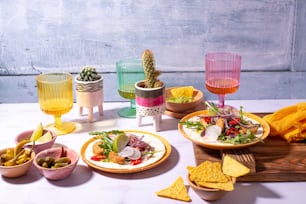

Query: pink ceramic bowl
left=0, top=147, right=35, bottom=178
left=33, top=147, right=79, bottom=180
left=15, top=129, right=57, bottom=154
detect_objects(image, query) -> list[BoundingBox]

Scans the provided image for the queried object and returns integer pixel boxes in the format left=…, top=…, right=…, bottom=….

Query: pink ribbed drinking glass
left=205, top=52, right=241, bottom=108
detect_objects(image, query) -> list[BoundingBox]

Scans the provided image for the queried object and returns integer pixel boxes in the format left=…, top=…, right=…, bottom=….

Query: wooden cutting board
left=193, top=113, right=306, bottom=182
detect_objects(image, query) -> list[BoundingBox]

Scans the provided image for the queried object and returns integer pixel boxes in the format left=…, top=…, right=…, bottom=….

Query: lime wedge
left=30, top=123, right=44, bottom=141
left=112, top=133, right=130, bottom=153
left=36, top=131, right=53, bottom=143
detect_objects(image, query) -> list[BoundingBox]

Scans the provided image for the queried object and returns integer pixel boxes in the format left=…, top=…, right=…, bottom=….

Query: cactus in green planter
left=142, top=49, right=163, bottom=88
left=78, top=66, right=101, bottom=81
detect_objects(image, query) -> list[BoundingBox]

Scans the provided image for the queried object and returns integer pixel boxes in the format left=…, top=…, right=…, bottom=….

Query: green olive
left=44, top=157, right=55, bottom=166
left=55, top=157, right=71, bottom=164
left=52, top=162, right=69, bottom=168
left=42, top=162, right=49, bottom=168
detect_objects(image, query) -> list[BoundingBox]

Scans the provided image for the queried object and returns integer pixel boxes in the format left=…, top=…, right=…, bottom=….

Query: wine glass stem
left=218, top=95, right=225, bottom=108
left=130, top=99, right=136, bottom=109
left=54, top=115, right=62, bottom=130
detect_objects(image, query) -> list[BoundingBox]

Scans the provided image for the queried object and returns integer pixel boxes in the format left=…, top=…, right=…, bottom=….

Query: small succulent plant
left=142, top=49, right=163, bottom=88
left=77, top=66, right=101, bottom=82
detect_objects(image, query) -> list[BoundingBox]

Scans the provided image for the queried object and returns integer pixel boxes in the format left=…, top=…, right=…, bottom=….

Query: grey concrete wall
left=0, top=0, right=305, bottom=103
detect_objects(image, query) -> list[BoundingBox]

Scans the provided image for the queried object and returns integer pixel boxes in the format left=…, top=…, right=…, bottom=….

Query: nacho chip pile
left=156, top=157, right=250, bottom=201
left=187, top=161, right=234, bottom=191
left=170, top=86, right=194, bottom=99
left=263, top=102, right=306, bottom=142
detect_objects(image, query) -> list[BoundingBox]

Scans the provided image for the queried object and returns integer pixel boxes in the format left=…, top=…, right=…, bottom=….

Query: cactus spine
left=78, top=66, right=101, bottom=82
left=142, top=49, right=163, bottom=88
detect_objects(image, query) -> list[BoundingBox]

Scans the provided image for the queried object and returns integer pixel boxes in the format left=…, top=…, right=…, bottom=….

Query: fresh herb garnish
left=179, top=121, right=205, bottom=131
left=239, top=106, right=249, bottom=124
left=218, top=130, right=260, bottom=145
left=205, top=101, right=219, bottom=115
left=89, top=130, right=124, bottom=136
left=220, top=134, right=251, bottom=144
left=101, top=135, right=113, bottom=155
left=89, top=130, right=125, bottom=156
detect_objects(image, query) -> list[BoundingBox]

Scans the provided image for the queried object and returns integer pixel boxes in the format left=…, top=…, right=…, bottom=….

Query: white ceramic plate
left=178, top=110, right=270, bottom=150
left=80, top=130, right=171, bottom=173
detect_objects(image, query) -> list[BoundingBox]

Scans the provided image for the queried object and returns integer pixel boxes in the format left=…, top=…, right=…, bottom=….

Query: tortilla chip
left=156, top=176, right=191, bottom=202
left=189, top=161, right=230, bottom=183
left=196, top=180, right=234, bottom=191
left=188, top=160, right=236, bottom=192
left=222, top=155, right=250, bottom=177
left=186, top=165, right=195, bottom=173
left=171, top=86, right=194, bottom=98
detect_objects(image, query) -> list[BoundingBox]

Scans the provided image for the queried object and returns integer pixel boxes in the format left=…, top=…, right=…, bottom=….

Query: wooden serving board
left=193, top=113, right=306, bottom=182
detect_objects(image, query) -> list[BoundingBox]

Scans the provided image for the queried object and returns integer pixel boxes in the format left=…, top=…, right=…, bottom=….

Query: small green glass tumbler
left=116, top=59, right=145, bottom=118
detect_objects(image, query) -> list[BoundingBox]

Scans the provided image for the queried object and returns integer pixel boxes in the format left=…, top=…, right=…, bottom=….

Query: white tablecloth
left=0, top=100, right=305, bottom=204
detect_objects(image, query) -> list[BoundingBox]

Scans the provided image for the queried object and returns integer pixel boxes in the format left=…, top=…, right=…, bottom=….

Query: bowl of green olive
left=33, top=146, right=79, bottom=180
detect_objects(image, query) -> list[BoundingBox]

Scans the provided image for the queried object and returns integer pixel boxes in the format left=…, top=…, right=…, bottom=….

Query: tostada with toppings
left=178, top=102, right=270, bottom=150
left=80, top=130, right=171, bottom=173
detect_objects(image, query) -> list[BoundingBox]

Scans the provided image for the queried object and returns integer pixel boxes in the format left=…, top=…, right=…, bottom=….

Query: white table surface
left=0, top=99, right=305, bottom=204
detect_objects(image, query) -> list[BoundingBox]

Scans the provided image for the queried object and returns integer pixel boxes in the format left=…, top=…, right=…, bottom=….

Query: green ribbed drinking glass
left=116, top=59, right=145, bottom=118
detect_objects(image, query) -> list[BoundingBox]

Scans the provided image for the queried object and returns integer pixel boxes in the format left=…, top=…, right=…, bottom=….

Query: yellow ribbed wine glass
left=36, top=72, right=76, bottom=135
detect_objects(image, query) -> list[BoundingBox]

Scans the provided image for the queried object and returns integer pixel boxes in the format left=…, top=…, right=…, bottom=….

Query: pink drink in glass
left=205, top=52, right=241, bottom=108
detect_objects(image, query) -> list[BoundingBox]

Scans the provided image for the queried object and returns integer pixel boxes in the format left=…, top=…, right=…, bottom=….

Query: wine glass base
left=118, top=107, right=136, bottom=118
left=45, top=122, right=76, bottom=136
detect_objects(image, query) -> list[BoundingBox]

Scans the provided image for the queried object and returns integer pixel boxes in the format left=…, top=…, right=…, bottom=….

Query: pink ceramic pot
left=75, top=77, right=103, bottom=122
left=135, top=80, right=165, bottom=131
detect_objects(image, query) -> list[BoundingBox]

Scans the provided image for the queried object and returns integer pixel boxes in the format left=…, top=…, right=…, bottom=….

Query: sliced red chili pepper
left=130, top=158, right=142, bottom=165
left=91, top=155, right=106, bottom=161
left=60, top=146, right=67, bottom=157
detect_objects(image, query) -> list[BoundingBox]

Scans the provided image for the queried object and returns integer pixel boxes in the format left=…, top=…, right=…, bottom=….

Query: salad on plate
left=82, top=130, right=168, bottom=171
left=179, top=102, right=264, bottom=145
